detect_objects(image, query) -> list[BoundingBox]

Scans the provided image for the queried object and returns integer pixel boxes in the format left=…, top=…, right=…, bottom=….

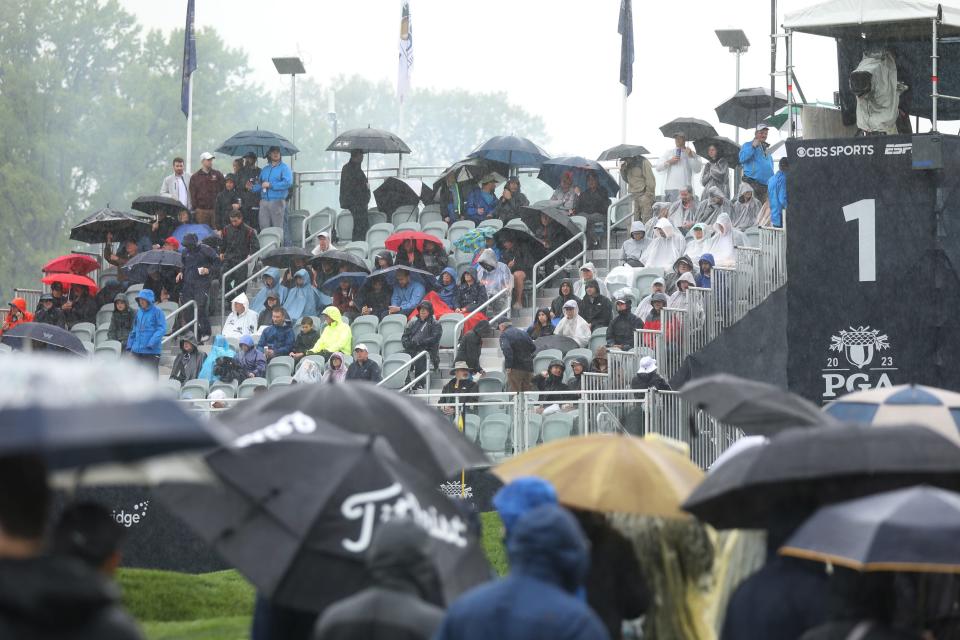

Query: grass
left=119, top=512, right=508, bottom=639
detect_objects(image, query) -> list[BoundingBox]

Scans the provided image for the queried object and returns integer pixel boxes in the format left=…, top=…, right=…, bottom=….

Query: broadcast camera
left=849, top=48, right=907, bottom=135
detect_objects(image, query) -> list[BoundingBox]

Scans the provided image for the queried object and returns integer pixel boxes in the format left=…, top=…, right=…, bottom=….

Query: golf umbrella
left=453, top=226, right=497, bottom=254
left=370, top=265, right=435, bottom=289
left=468, top=135, right=550, bottom=168
left=682, top=423, right=960, bottom=530
left=70, top=207, right=153, bottom=244
left=384, top=230, right=444, bottom=253
left=824, top=384, right=960, bottom=445
left=309, top=249, right=370, bottom=274
left=659, top=117, right=718, bottom=141
left=434, top=158, right=510, bottom=190
left=217, top=129, right=299, bottom=157
left=131, top=195, right=187, bottom=218
left=261, top=246, right=312, bottom=270
left=597, top=144, right=650, bottom=161
left=679, top=373, right=833, bottom=437
left=693, top=137, right=742, bottom=168
left=2, top=323, right=86, bottom=356
left=495, top=434, right=703, bottom=517
left=320, top=272, right=369, bottom=296
left=171, top=223, right=214, bottom=247
left=41, top=273, right=98, bottom=295
left=519, top=203, right=580, bottom=238
left=326, top=127, right=411, bottom=154
left=537, top=156, right=619, bottom=196
left=373, top=177, right=434, bottom=215
left=42, top=254, right=99, bottom=275
left=715, top=87, right=788, bottom=130
left=494, top=227, right=548, bottom=264
left=121, top=250, right=183, bottom=283
left=158, top=431, right=490, bottom=611
left=533, top=335, right=580, bottom=355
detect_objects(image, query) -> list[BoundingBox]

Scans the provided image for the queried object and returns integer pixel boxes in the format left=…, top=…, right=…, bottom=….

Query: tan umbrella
left=823, top=384, right=960, bottom=444
left=494, top=434, right=703, bottom=518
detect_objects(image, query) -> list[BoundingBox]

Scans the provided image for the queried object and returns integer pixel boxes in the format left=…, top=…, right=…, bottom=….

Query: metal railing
left=645, top=391, right=744, bottom=470
left=605, top=194, right=636, bottom=268
left=13, top=289, right=43, bottom=314
left=162, top=299, right=197, bottom=346
left=301, top=208, right=336, bottom=248
left=452, top=287, right=511, bottom=349
left=530, top=231, right=586, bottom=316
left=759, top=226, right=787, bottom=293
left=377, top=350, right=431, bottom=393
left=219, top=242, right=279, bottom=321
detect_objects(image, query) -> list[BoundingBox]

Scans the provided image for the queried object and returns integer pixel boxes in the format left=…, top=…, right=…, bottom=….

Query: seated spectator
left=169, top=333, right=206, bottom=384
left=455, top=320, right=487, bottom=376
left=455, top=270, right=487, bottom=314
left=51, top=501, right=126, bottom=577
left=198, top=335, right=235, bottom=381
left=292, top=358, right=322, bottom=384
left=634, top=277, right=666, bottom=320
left=685, top=223, right=710, bottom=263
left=372, top=250, right=394, bottom=270
left=499, top=319, right=536, bottom=393
left=500, top=238, right=532, bottom=311
left=695, top=185, right=732, bottom=226
left=422, top=241, right=449, bottom=276
left=665, top=255, right=696, bottom=294
left=62, top=284, right=97, bottom=328
left=47, top=282, right=66, bottom=309
left=465, top=174, right=500, bottom=223
left=34, top=293, right=65, bottom=328
left=222, top=292, right=259, bottom=340
left=106, top=293, right=134, bottom=348
left=631, top=356, right=671, bottom=391
left=554, top=300, right=591, bottom=348
left=640, top=218, right=686, bottom=269
left=533, top=212, right=567, bottom=261
left=696, top=254, right=715, bottom=288
left=439, top=361, right=479, bottom=416
left=389, top=269, right=426, bottom=316
left=706, top=212, right=747, bottom=267
left=402, top=300, right=442, bottom=388
left=310, top=231, right=336, bottom=257
left=667, top=186, right=699, bottom=233
left=395, top=239, right=427, bottom=271
left=533, top=360, right=573, bottom=412
left=621, top=222, right=649, bottom=267
left=321, top=352, right=348, bottom=384
left=346, top=344, right=381, bottom=382
left=358, top=276, right=393, bottom=319
left=250, top=268, right=285, bottom=313
left=607, top=294, right=643, bottom=351
left=527, top=308, right=554, bottom=339
left=308, top=306, right=353, bottom=359
left=578, top=280, right=612, bottom=331
left=497, top=176, right=529, bottom=222
left=643, top=292, right=669, bottom=330
left=566, top=356, right=589, bottom=391
left=575, top=171, right=611, bottom=249
left=332, top=278, right=360, bottom=322
left=257, top=291, right=286, bottom=328
left=436, top=267, right=458, bottom=309
left=289, top=316, right=320, bottom=362
left=236, top=335, right=266, bottom=379
left=1, top=298, right=33, bottom=336
left=573, top=263, right=608, bottom=299
left=668, top=272, right=697, bottom=313
left=258, top=307, right=295, bottom=361
left=550, top=279, right=580, bottom=320
left=591, top=345, right=609, bottom=374
left=283, top=268, right=321, bottom=323
left=475, top=249, right=512, bottom=317
left=643, top=201, right=671, bottom=237
left=550, top=171, right=579, bottom=212
left=731, top=182, right=762, bottom=230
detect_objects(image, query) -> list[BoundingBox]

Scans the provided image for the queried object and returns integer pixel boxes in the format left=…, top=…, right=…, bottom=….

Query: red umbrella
left=42, top=254, right=99, bottom=275
left=41, top=273, right=98, bottom=295
left=384, top=231, right=444, bottom=252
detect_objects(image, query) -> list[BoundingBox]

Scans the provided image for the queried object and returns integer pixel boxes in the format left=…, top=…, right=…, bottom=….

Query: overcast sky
left=119, top=0, right=837, bottom=164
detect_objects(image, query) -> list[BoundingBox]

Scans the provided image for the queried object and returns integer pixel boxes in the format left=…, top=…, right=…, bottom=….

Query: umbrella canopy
left=384, top=230, right=444, bottom=253
left=537, top=156, right=619, bottom=196
left=373, top=177, right=434, bottom=215
left=42, top=254, right=99, bottom=276
left=693, top=137, right=742, bottom=168
left=519, top=203, right=580, bottom=238
left=715, top=87, right=789, bottom=130
left=131, top=195, right=187, bottom=218
left=452, top=226, right=497, bottom=254
left=121, top=250, right=183, bottom=283
left=679, top=374, right=832, bottom=436
left=217, top=129, right=299, bottom=157
left=659, top=117, right=719, bottom=141
left=597, top=144, right=650, bottom=161
left=467, top=135, right=551, bottom=168
left=41, top=273, right=98, bottom=295
left=70, top=207, right=153, bottom=244
left=369, top=265, right=435, bottom=289
left=683, top=423, right=960, bottom=530
left=261, top=246, right=312, bottom=270
left=1, top=323, right=86, bottom=356
left=326, top=127, right=411, bottom=154
left=533, top=335, right=580, bottom=355
left=495, top=434, right=703, bottom=517
left=433, top=158, right=511, bottom=191
left=780, top=486, right=960, bottom=573
left=171, top=223, right=214, bottom=248
left=309, top=249, right=370, bottom=275
left=320, top=272, right=369, bottom=295
left=824, top=384, right=960, bottom=444
left=493, top=227, right=548, bottom=264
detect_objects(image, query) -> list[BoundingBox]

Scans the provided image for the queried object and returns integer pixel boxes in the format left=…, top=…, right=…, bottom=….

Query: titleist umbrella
left=1, top=323, right=86, bottom=356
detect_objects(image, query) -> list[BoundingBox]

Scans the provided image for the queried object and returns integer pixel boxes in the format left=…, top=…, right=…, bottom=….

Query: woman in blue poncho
left=281, top=268, right=320, bottom=323
left=199, top=335, right=236, bottom=381
left=250, top=267, right=286, bottom=313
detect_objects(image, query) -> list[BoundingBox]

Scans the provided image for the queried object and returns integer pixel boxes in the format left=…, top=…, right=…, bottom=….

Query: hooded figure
left=170, top=333, right=207, bottom=383
left=309, top=306, right=353, bottom=357
left=706, top=212, right=747, bottom=267
left=402, top=300, right=443, bottom=377
left=372, top=249, right=394, bottom=270
left=534, top=360, right=574, bottom=404
left=665, top=255, right=697, bottom=294
left=578, top=280, right=613, bottom=330
left=731, top=182, right=762, bottom=230
left=634, top=277, right=666, bottom=321
left=555, top=300, right=592, bottom=348
left=283, top=268, right=320, bottom=323
left=34, top=294, right=66, bottom=328
left=687, top=223, right=714, bottom=264
left=434, top=504, right=607, bottom=640
left=643, top=292, right=670, bottom=329
left=696, top=253, right=715, bottom=288
left=236, top=334, right=266, bottom=378
left=668, top=271, right=698, bottom=312
left=694, top=185, right=733, bottom=226
left=320, top=352, right=348, bottom=384
left=573, top=263, right=609, bottom=299
left=667, top=193, right=700, bottom=231
left=1, top=297, right=33, bottom=336
left=293, top=358, right=323, bottom=384
left=251, top=267, right=287, bottom=312
left=126, top=289, right=166, bottom=356
left=640, top=218, right=686, bottom=269
left=455, top=320, right=488, bottom=375
left=621, top=221, right=650, bottom=266
left=607, top=295, right=643, bottom=350
left=313, top=520, right=444, bottom=640
left=550, top=279, right=581, bottom=320
left=199, top=335, right=236, bottom=381
left=476, top=248, right=513, bottom=302
left=643, top=201, right=672, bottom=237
left=105, top=293, right=134, bottom=347
left=456, top=270, right=487, bottom=313
left=437, top=267, right=459, bottom=309
left=222, top=291, right=259, bottom=340
left=527, top=308, right=555, bottom=339
left=701, top=148, right=731, bottom=198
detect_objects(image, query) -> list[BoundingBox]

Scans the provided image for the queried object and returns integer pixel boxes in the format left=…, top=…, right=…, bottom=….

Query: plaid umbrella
left=453, top=227, right=497, bottom=253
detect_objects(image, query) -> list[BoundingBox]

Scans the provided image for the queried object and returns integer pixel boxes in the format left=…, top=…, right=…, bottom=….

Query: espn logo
left=884, top=143, right=912, bottom=155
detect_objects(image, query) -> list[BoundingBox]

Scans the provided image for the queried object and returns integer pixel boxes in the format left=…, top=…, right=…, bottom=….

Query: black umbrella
left=159, top=432, right=490, bottom=611
left=693, top=136, right=742, bottom=168
left=679, top=374, right=833, bottom=436
left=493, top=227, right=548, bottom=264
left=131, top=195, right=186, bottom=218
left=370, top=265, right=436, bottom=289
left=519, top=203, right=580, bottom=238
left=433, top=157, right=511, bottom=192
left=659, top=117, right=719, bottom=141
left=70, top=207, right=153, bottom=244
left=683, top=424, right=960, bottom=530
left=319, top=272, right=369, bottom=296
left=538, top=156, right=620, bottom=196
left=121, top=249, right=183, bottom=283
left=715, top=87, right=788, bottom=130
left=2, top=323, right=86, bottom=356
left=326, top=127, right=411, bottom=154
left=597, top=144, right=650, bottom=161
left=467, top=135, right=550, bottom=168
left=261, top=246, right=312, bottom=270
left=309, top=249, right=370, bottom=274
left=534, top=335, right=580, bottom=355
left=373, top=177, right=435, bottom=215
left=217, top=129, right=299, bottom=157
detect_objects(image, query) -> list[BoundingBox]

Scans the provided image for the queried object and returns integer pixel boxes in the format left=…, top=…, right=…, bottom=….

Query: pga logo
left=821, top=326, right=897, bottom=400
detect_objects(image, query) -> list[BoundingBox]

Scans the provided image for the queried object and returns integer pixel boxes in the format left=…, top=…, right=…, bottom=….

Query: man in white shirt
left=655, top=133, right=703, bottom=203
left=222, top=292, right=259, bottom=340
left=159, top=157, right=192, bottom=210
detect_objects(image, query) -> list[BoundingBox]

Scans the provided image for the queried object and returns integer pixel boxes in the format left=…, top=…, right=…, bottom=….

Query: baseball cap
left=563, top=300, right=578, bottom=310
left=199, top=151, right=215, bottom=161
left=163, top=236, right=180, bottom=250
left=353, top=344, right=367, bottom=352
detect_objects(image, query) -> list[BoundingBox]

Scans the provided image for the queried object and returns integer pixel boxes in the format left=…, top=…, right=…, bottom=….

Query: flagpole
left=621, top=85, right=628, bottom=144
left=398, top=98, right=405, bottom=177
left=186, top=73, right=194, bottom=173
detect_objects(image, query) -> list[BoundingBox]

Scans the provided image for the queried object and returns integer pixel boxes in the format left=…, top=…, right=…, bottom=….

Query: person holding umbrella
left=738, top=125, right=774, bottom=203
left=340, top=150, right=371, bottom=242
left=620, top=155, right=657, bottom=221
left=253, top=146, right=294, bottom=245
left=549, top=171, right=579, bottom=213
left=61, top=284, right=97, bottom=328
left=656, top=133, right=703, bottom=203
left=237, top=151, right=260, bottom=191
left=497, top=177, right=529, bottom=223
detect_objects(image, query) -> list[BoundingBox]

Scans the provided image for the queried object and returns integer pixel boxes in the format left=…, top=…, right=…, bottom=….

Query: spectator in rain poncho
left=640, top=219, right=686, bottom=269
left=310, top=231, right=336, bottom=257
left=656, top=134, right=704, bottom=202
left=292, top=357, right=322, bottom=384
left=549, top=171, right=579, bottom=212
left=707, top=212, right=747, bottom=267
left=701, top=144, right=731, bottom=198
left=621, top=221, right=650, bottom=267
left=222, top=292, right=259, bottom=340
left=643, top=201, right=672, bottom=237
left=685, top=223, right=711, bottom=263
left=236, top=335, right=266, bottom=378
left=436, top=267, right=458, bottom=309
left=550, top=279, right=580, bottom=320
left=554, top=300, right=591, bottom=348
left=283, top=268, right=320, bottom=323
left=695, top=186, right=732, bottom=226
left=665, top=256, right=697, bottom=294
left=309, top=306, right=353, bottom=358
left=667, top=187, right=700, bottom=233
left=635, top=277, right=666, bottom=321
left=320, top=352, right=348, bottom=384
left=668, top=272, right=697, bottom=311
left=198, top=335, right=235, bottom=381
left=574, top=263, right=609, bottom=299
left=731, top=182, right=762, bottom=231
left=476, top=248, right=512, bottom=316
left=250, top=268, right=286, bottom=313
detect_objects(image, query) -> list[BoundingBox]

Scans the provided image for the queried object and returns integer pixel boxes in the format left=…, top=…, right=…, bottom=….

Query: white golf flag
left=398, top=0, right=413, bottom=103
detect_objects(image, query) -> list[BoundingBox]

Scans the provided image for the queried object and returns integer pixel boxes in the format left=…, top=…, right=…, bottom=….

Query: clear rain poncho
left=701, top=156, right=731, bottom=199
left=668, top=196, right=700, bottom=231
left=694, top=186, right=732, bottom=226
left=640, top=219, right=686, bottom=269
left=705, top=212, right=748, bottom=267
left=621, top=221, right=651, bottom=264
left=731, top=182, right=762, bottom=230
left=685, top=223, right=711, bottom=264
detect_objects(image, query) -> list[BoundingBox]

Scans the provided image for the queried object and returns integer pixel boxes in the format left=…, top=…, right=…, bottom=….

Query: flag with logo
left=181, top=0, right=197, bottom=117
left=618, top=0, right=634, bottom=96
left=397, top=0, right=413, bottom=103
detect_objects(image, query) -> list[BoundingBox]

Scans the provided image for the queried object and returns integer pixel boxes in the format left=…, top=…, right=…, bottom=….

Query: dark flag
left=618, top=0, right=634, bottom=96
left=180, top=0, right=197, bottom=117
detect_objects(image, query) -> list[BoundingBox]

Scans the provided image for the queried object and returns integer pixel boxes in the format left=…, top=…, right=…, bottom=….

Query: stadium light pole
left=272, top=56, right=306, bottom=171
left=715, top=29, right=750, bottom=146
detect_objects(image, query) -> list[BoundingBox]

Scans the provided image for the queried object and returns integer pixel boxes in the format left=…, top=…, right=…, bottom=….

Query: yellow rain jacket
left=308, top=306, right=353, bottom=355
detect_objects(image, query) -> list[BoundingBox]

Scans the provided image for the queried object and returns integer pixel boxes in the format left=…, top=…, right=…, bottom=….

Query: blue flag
left=180, top=0, right=197, bottom=118
left=618, top=0, right=634, bottom=96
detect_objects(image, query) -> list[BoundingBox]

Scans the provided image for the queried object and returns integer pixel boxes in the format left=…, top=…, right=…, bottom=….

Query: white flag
left=397, top=0, right=413, bottom=103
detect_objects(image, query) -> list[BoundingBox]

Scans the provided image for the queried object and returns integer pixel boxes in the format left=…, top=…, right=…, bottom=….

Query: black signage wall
left=786, top=135, right=960, bottom=403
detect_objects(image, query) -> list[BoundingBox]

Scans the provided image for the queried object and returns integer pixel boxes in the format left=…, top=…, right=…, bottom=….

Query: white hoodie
left=222, top=292, right=260, bottom=339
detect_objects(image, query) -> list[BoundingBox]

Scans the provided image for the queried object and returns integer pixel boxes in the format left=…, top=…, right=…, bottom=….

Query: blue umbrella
left=538, top=156, right=620, bottom=196
left=320, top=272, right=369, bottom=295
left=370, top=265, right=435, bottom=289
left=217, top=129, right=299, bottom=158
left=468, top=135, right=550, bottom=168
left=171, top=223, right=214, bottom=249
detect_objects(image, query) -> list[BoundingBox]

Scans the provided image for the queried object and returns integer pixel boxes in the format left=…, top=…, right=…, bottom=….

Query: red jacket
left=2, top=298, right=34, bottom=335
left=189, top=169, right=225, bottom=210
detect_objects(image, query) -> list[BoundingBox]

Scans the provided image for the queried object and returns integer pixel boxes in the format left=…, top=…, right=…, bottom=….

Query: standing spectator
left=555, top=300, right=592, bottom=348
left=388, top=269, right=426, bottom=316
left=126, top=289, right=166, bottom=372
left=499, top=319, right=536, bottom=393
left=220, top=210, right=260, bottom=299
left=668, top=186, right=700, bottom=233
left=439, top=173, right=467, bottom=223
left=465, top=174, right=500, bottom=223
left=573, top=263, right=608, bottom=299
left=551, top=279, right=580, bottom=320
left=254, top=146, right=294, bottom=245
left=236, top=335, right=266, bottom=379
left=739, top=125, right=774, bottom=202
left=214, top=174, right=243, bottom=231
left=160, top=156, right=192, bottom=210
left=34, top=294, right=65, bottom=328
left=177, top=233, right=220, bottom=342
left=103, top=236, right=141, bottom=273
left=62, top=284, right=97, bottom=328
left=189, top=152, right=225, bottom=227
left=106, top=293, right=134, bottom=348
left=345, top=344, right=382, bottom=382
left=222, top=292, right=259, bottom=340
left=289, top=316, right=320, bottom=362
left=607, top=294, right=643, bottom=350
left=0, top=298, right=33, bottom=336
left=237, top=151, right=260, bottom=189
left=620, top=155, right=657, bottom=221
left=439, top=361, right=479, bottom=416
left=550, top=171, right=579, bottom=213
left=767, top=158, right=789, bottom=228
left=578, top=280, right=613, bottom=331
left=321, top=352, right=348, bottom=384
left=656, top=133, right=704, bottom=202
left=701, top=143, right=731, bottom=198
left=241, top=177, right=261, bottom=230
left=340, top=150, right=371, bottom=242
left=630, top=356, right=671, bottom=391
left=402, top=300, right=442, bottom=388
left=497, top=177, right=529, bottom=222
left=455, top=271, right=487, bottom=314
left=575, top=171, right=611, bottom=249
left=169, top=333, right=206, bottom=383
left=308, top=306, right=353, bottom=359
left=476, top=248, right=513, bottom=317
left=258, top=307, right=295, bottom=361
